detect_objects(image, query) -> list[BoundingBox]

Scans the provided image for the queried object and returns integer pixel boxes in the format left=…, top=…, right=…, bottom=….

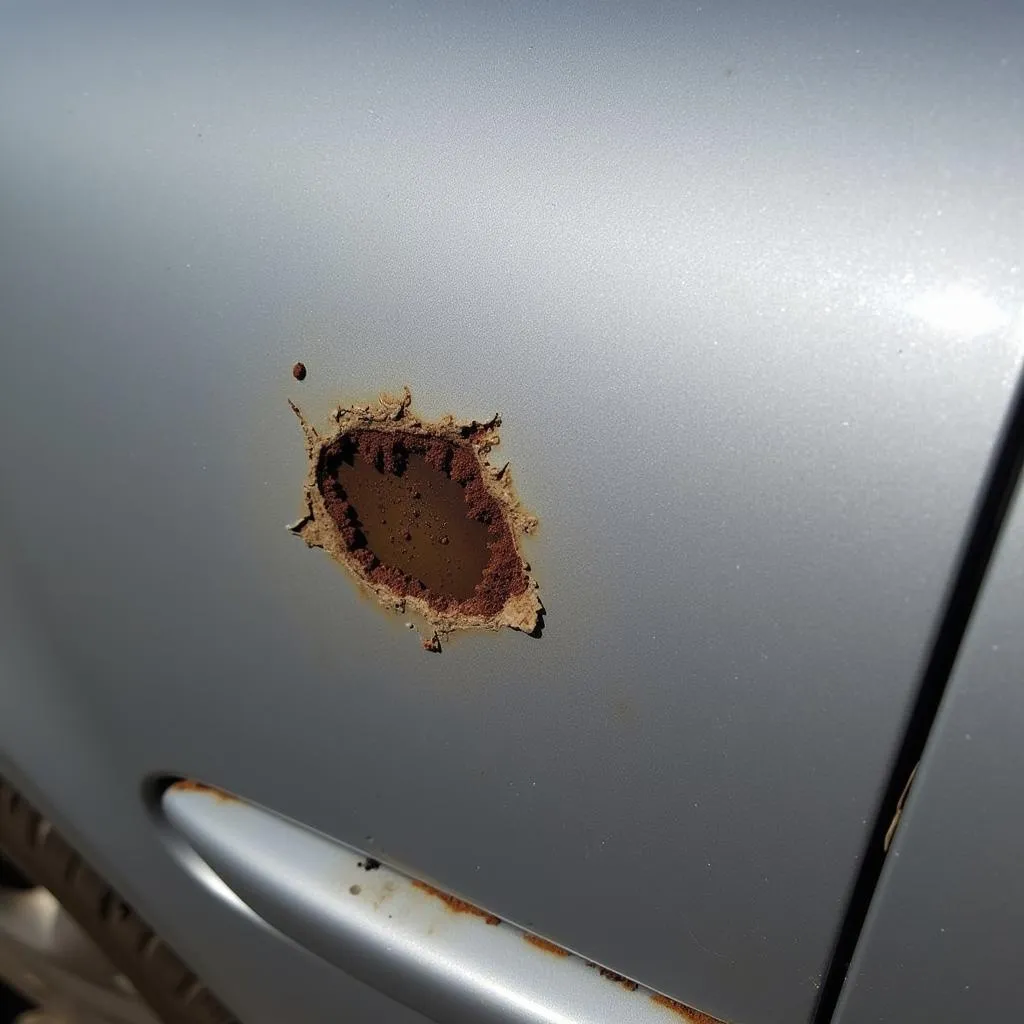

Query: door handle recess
left=161, top=781, right=716, bottom=1024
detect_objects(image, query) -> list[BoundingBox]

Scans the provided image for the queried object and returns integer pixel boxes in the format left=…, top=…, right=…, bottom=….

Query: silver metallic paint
left=1, top=2, right=1022, bottom=1022
left=163, top=783, right=705, bottom=1024
left=833, top=478, right=1024, bottom=1023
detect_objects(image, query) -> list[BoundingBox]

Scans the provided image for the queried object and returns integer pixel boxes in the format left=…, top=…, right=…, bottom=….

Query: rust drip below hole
left=411, top=880, right=501, bottom=925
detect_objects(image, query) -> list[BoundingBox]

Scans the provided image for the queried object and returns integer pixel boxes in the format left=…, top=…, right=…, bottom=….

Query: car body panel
left=0, top=553, right=430, bottom=1023
left=833, top=478, right=1024, bottom=1024
left=1, top=3, right=1022, bottom=1023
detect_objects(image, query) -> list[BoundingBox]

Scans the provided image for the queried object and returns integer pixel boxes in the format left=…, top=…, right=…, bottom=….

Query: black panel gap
left=812, top=369, right=1024, bottom=1024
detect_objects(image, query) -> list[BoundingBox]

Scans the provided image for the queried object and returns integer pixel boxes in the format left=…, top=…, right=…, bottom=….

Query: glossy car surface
left=1, top=3, right=1022, bottom=1023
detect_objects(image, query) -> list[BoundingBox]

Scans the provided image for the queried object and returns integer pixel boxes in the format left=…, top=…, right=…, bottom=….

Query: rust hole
left=411, top=880, right=501, bottom=925
left=326, top=438, right=493, bottom=601
left=289, top=388, right=542, bottom=650
left=523, top=934, right=570, bottom=957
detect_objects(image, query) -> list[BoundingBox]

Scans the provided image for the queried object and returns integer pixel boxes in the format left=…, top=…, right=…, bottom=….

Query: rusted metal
left=522, top=934, right=570, bottom=957
left=883, top=763, right=919, bottom=852
left=600, top=967, right=640, bottom=992
left=288, top=389, right=543, bottom=650
left=650, top=993, right=723, bottom=1023
left=410, top=880, right=501, bottom=925
left=391, top=875, right=723, bottom=1018
left=168, top=780, right=237, bottom=804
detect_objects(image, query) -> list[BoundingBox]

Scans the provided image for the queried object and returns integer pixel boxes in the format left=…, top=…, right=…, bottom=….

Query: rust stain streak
left=170, top=780, right=237, bottom=803
left=651, top=992, right=726, bottom=1024
left=599, top=967, right=639, bottom=992
left=523, top=934, right=570, bottom=957
left=411, top=880, right=501, bottom=925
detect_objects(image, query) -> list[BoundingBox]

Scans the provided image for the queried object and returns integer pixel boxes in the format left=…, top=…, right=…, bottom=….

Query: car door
left=2, top=3, right=1022, bottom=1023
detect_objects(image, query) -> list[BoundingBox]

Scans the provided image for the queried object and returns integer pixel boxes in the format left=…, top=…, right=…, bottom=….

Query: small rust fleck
left=170, top=780, right=237, bottom=803
left=651, top=993, right=724, bottom=1024
left=292, top=361, right=307, bottom=381
left=411, top=880, right=501, bottom=925
left=422, top=632, right=442, bottom=653
left=600, top=967, right=639, bottom=992
left=523, top=934, right=570, bottom=957
left=884, top=763, right=918, bottom=852
left=358, top=858, right=381, bottom=871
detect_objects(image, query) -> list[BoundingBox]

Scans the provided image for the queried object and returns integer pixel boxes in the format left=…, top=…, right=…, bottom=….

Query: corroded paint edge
left=411, top=880, right=502, bottom=925
left=406, top=868, right=726, bottom=1023
left=650, top=993, right=726, bottom=1024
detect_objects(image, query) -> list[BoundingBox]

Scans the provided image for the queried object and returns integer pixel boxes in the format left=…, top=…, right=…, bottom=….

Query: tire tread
left=0, top=775, right=238, bottom=1024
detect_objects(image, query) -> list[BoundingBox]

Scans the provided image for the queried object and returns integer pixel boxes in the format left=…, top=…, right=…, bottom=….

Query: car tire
left=0, top=775, right=237, bottom=1024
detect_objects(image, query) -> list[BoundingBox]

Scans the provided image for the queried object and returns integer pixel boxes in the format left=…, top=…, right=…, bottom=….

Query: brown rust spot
left=884, top=763, right=918, bottom=852
left=170, top=780, right=237, bottom=803
left=292, top=361, right=307, bottom=381
left=523, top=934, right=570, bottom=957
left=651, top=993, right=725, bottom=1024
left=411, top=880, right=501, bottom=925
left=289, top=388, right=542, bottom=650
left=330, top=444, right=495, bottom=600
left=599, top=967, right=639, bottom=992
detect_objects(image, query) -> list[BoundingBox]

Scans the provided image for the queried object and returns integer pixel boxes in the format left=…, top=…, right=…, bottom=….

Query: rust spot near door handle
left=651, top=992, right=724, bottom=1023
left=523, top=933, right=570, bottom=957
left=168, top=780, right=239, bottom=804
left=599, top=967, right=639, bottom=992
left=411, top=879, right=501, bottom=925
